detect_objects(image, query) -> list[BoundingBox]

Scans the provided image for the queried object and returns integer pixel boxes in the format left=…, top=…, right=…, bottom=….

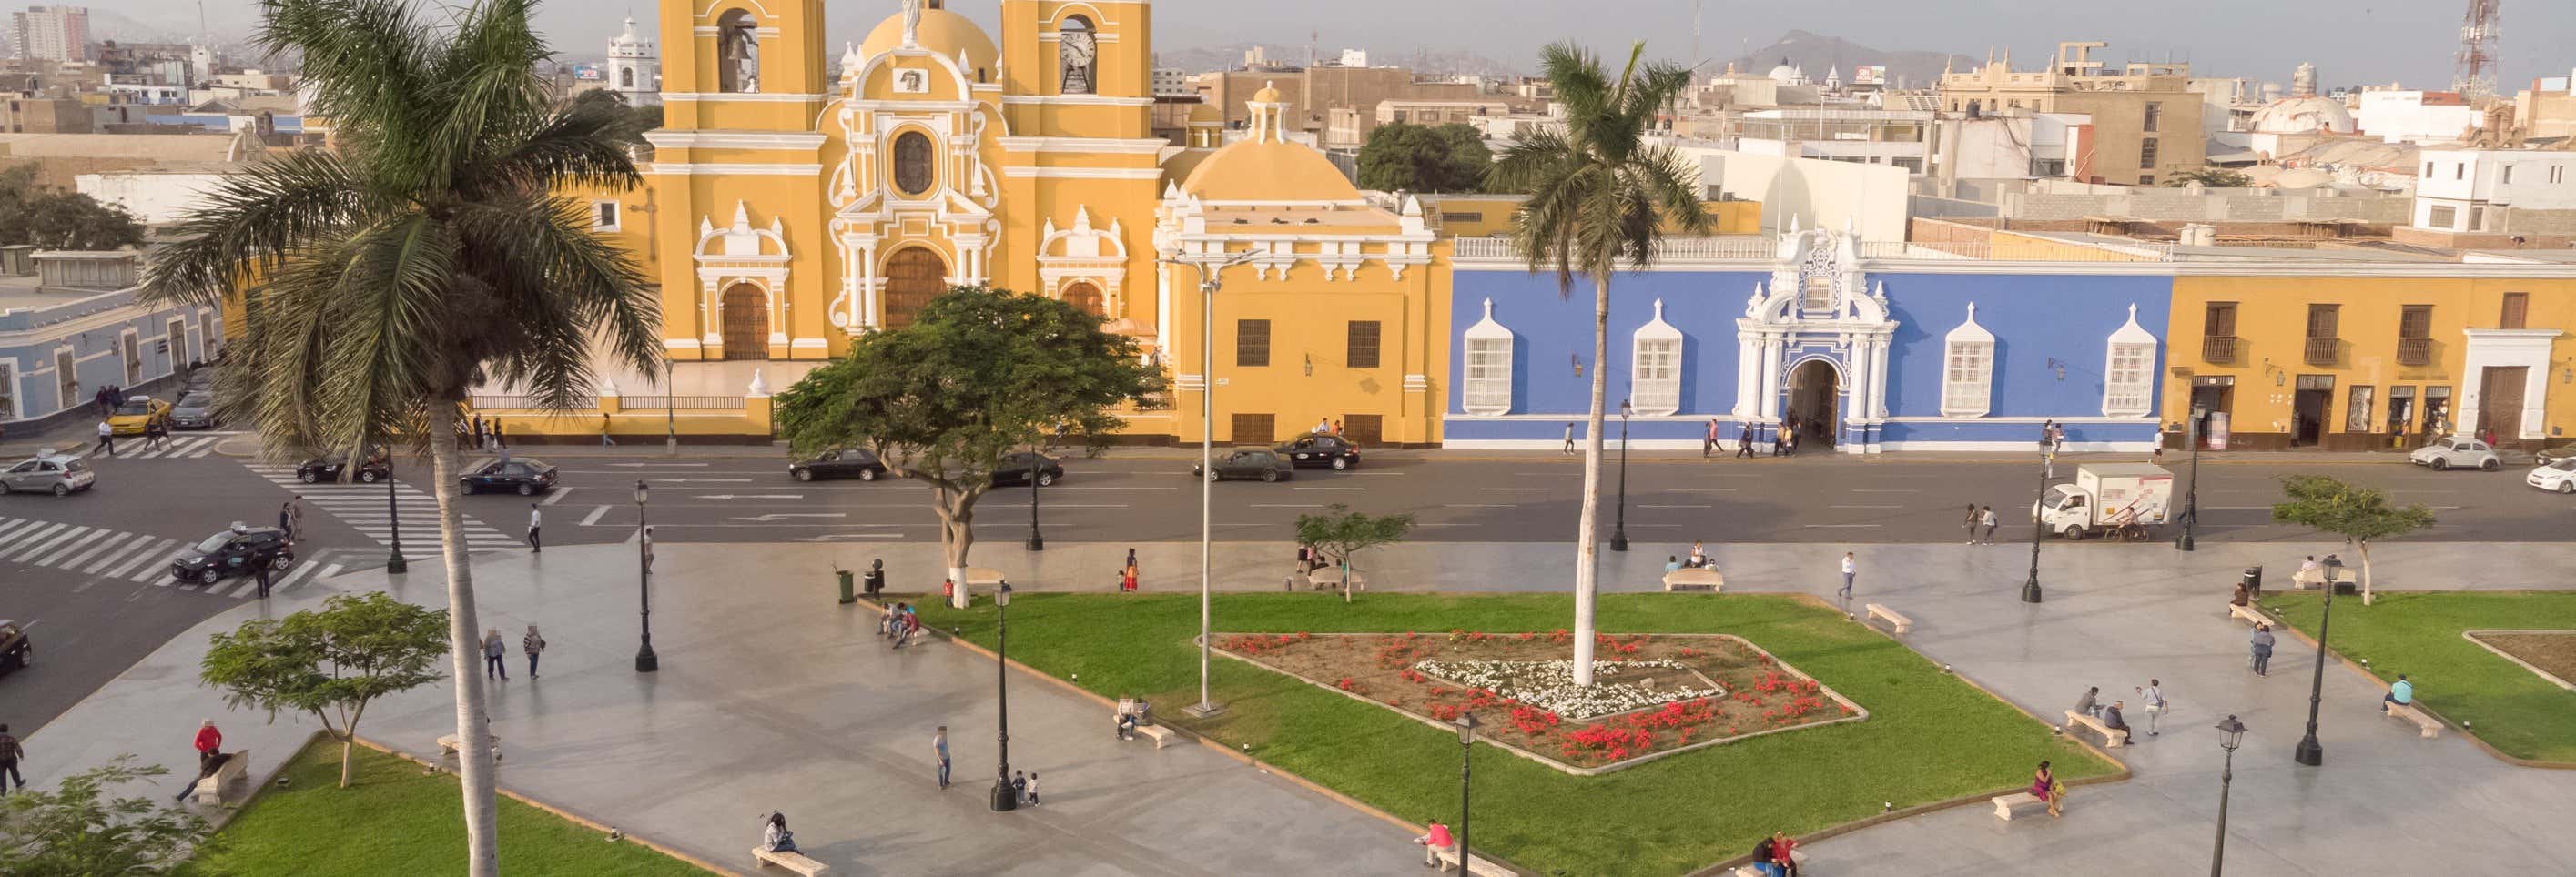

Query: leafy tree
left=775, top=287, right=1162, bottom=608
left=2165, top=167, right=2254, bottom=188
left=2271, top=474, right=2436, bottom=605
left=1293, top=503, right=1414, bottom=603
left=566, top=88, right=663, bottom=146
left=1487, top=42, right=1707, bottom=686
left=0, top=165, right=146, bottom=250
left=199, top=591, right=449, bottom=788
left=0, top=756, right=218, bottom=875
left=137, top=0, right=661, bottom=870
left=1356, top=122, right=1493, bottom=193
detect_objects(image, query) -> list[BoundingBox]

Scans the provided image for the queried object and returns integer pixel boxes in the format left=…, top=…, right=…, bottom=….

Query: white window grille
left=1461, top=298, right=1515, bottom=416
left=1941, top=303, right=1994, bottom=418
left=1629, top=299, right=1684, bottom=416
left=2102, top=303, right=2156, bottom=418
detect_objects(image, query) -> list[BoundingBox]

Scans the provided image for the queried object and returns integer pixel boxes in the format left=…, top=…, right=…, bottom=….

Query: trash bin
left=2242, top=565, right=2262, bottom=598
left=837, top=570, right=857, bottom=604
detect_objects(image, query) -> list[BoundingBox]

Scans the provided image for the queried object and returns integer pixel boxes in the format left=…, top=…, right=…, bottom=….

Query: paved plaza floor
left=23, top=535, right=2576, bottom=875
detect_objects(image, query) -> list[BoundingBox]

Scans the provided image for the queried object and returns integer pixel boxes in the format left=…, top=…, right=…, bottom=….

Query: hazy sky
left=136, top=0, right=2576, bottom=91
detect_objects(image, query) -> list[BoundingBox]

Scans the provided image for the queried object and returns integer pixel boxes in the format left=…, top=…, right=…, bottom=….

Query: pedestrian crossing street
left=0, top=516, right=344, bottom=599
left=112, top=433, right=228, bottom=459
left=242, top=462, right=522, bottom=553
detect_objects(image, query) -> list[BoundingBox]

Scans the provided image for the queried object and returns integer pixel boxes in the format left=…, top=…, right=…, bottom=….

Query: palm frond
left=139, top=151, right=375, bottom=305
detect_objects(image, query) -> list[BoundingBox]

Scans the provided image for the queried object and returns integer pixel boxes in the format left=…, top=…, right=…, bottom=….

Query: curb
left=2250, top=600, right=2576, bottom=771
left=352, top=734, right=739, bottom=875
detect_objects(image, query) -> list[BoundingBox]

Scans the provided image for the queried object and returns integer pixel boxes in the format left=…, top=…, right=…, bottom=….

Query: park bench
left=751, top=846, right=832, bottom=876
left=437, top=732, right=503, bottom=762
left=1864, top=602, right=1912, bottom=634
left=1661, top=567, right=1724, bottom=593
left=1434, top=846, right=1514, bottom=877
left=2384, top=702, right=2442, bottom=738
left=193, top=750, right=249, bottom=805
left=2063, top=710, right=2129, bottom=748
left=2226, top=603, right=2267, bottom=626
left=1729, top=850, right=1808, bottom=876
left=1131, top=723, right=1179, bottom=749
left=2291, top=567, right=2360, bottom=593
left=1991, top=791, right=2050, bottom=821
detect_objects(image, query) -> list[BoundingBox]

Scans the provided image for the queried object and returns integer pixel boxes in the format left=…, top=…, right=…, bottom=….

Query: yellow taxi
left=106, top=397, right=172, bottom=435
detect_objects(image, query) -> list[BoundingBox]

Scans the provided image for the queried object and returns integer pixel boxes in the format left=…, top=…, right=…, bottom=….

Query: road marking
left=733, top=513, right=848, bottom=521
left=607, top=462, right=710, bottom=468
left=32, top=528, right=113, bottom=567
left=1638, top=504, right=1712, bottom=509
left=580, top=504, right=612, bottom=526
left=693, top=494, right=805, bottom=499
left=1443, top=503, right=1515, bottom=508
left=1480, top=488, right=1552, bottom=492
left=979, top=503, right=1127, bottom=509
left=1341, top=471, right=1407, bottom=476
left=0, top=519, right=44, bottom=542
left=1830, top=504, right=1903, bottom=509
left=104, top=539, right=175, bottom=580
left=1291, top=487, right=1366, bottom=491
left=0, top=523, right=77, bottom=562
left=0, top=519, right=66, bottom=550
left=786, top=532, right=904, bottom=540
left=1848, top=489, right=1921, bottom=493
left=1802, top=524, right=1883, bottom=529
left=242, top=459, right=515, bottom=555
left=81, top=532, right=160, bottom=574
left=651, top=478, right=752, bottom=483
left=2203, top=506, right=2273, bottom=510
left=1049, top=486, right=1181, bottom=491
left=1661, top=488, right=1738, bottom=493
left=542, top=487, right=575, bottom=506
left=1250, top=503, right=1325, bottom=508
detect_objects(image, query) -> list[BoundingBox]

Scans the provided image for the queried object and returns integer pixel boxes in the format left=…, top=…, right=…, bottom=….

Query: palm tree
left=139, top=0, right=659, bottom=872
left=1487, top=42, right=1706, bottom=686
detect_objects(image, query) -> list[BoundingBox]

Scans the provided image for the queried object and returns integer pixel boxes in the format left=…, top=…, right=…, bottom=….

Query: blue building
left=1445, top=228, right=2173, bottom=452
left=2, top=252, right=223, bottom=430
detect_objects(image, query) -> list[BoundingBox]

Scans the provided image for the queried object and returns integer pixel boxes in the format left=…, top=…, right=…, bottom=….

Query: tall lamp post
left=1610, top=399, right=1631, bottom=552
left=2022, top=437, right=2048, bottom=603
left=1163, top=250, right=1257, bottom=720
left=1024, top=442, right=1045, bottom=551
left=2294, top=556, right=2343, bottom=765
left=2177, top=405, right=2205, bottom=551
left=384, top=447, right=407, bottom=574
left=634, top=480, right=658, bottom=673
left=989, top=581, right=1019, bottom=811
left=2209, top=713, right=2247, bottom=875
left=1454, top=711, right=1479, bottom=872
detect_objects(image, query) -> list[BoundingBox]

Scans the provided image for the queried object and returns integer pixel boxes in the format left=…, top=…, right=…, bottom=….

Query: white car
left=2529, top=459, right=2576, bottom=493
left=2409, top=437, right=2500, bottom=472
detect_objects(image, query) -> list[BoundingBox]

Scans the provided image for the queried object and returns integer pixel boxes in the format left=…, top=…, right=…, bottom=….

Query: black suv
left=0, top=619, right=27, bottom=674
left=1274, top=435, right=1362, bottom=470
left=459, top=458, right=559, bottom=495
left=299, top=446, right=391, bottom=484
left=170, top=526, right=295, bottom=586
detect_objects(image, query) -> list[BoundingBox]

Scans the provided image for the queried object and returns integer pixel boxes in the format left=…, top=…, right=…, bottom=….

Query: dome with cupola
left=860, top=0, right=999, bottom=77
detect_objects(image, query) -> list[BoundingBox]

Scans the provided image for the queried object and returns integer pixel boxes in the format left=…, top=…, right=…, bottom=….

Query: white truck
left=2035, top=463, right=2175, bottom=540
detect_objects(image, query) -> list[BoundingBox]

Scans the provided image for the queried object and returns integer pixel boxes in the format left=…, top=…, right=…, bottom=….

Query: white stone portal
left=1734, top=228, right=1897, bottom=453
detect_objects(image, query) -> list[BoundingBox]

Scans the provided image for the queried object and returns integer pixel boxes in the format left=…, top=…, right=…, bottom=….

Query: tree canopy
left=200, top=591, right=450, bottom=787
left=0, top=756, right=218, bottom=875
left=0, top=166, right=146, bottom=250
left=2271, top=474, right=2436, bottom=605
left=566, top=88, right=664, bottom=146
left=1294, top=503, right=1415, bottom=602
left=1356, top=122, right=1494, bottom=194
left=2165, top=167, right=2255, bottom=188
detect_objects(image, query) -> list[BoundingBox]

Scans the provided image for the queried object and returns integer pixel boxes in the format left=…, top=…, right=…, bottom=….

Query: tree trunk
left=1570, top=272, right=1610, bottom=687
left=340, top=734, right=356, bottom=789
left=427, top=403, right=500, bottom=875
left=938, top=487, right=978, bottom=609
left=1341, top=558, right=1353, bottom=604
left=2358, top=539, right=2375, bottom=606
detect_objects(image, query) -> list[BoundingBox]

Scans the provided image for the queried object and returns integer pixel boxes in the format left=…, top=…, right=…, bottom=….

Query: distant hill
left=1725, top=30, right=1974, bottom=89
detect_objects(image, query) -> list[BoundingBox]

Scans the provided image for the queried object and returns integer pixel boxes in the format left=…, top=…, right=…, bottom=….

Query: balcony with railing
left=2304, top=337, right=2338, bottom=365
left=2397, top=337, right=2433, bottom=367
left=2201, top=336, right=2241, bottom=363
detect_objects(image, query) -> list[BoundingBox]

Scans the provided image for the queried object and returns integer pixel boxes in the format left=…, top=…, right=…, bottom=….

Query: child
left=1024, top=771, right=1040, bottom=806
left=1010, top=771, right=1029, bottom=806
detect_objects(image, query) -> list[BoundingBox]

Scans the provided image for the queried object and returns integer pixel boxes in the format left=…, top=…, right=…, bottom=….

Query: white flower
left=1414, top=659, right=1725, bottom=721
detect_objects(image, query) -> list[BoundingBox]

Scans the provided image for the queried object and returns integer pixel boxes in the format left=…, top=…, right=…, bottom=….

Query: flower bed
left=1213, top=630, right=1864, bottom=771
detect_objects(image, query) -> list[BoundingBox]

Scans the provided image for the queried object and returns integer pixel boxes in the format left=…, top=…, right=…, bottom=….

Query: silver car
left=2409, top=437, right=2500, bottom=472
left=168, top=391, right=218, bottom=429
left=0, top=453, right=96, bottom=496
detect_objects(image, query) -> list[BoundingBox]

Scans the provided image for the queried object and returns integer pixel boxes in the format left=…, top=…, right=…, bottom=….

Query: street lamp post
left=1454, top=712, right=1479, bottom=872
left=634, top=480, right=658, bottom=673
left=664, top=358, right=678, bottom=456
left=2210, top=713, right=2247, bottom=875
left=2294, top=556, right=2343, bottom=765
left=2022, top=438, right=2047, bottom=603
left=1610, top=400, right=1631, bottom=552
left=2178, top=406, right=2205, bottom=551
left=384, top=449, right=407, bottom=574
left=989, top=581, right=1019, bottom=811
left=1025, top=443, right=1045, bottom=551
left=1164, top=251, right=1256, bottom=720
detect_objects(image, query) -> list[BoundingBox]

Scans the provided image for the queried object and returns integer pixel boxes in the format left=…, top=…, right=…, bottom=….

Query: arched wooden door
left=719, top=283, right=770, bottom=359
left=883, top=247, right=949, bottom=330
left=1060, top=281, right=1105, bottom=316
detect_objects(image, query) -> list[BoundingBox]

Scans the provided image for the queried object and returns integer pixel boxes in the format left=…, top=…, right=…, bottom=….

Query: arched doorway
left=883, top=247, right=948, bottom=330
left=1785, top=359, right=1841, bottom=449
left=1060, top=281, right=1104, bottom=316
left=719, top=283, right=769, bottom=359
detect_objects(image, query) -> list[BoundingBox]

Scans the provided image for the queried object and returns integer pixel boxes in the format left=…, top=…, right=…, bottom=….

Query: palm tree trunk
left=940, top=488, right=976, bottom=609
left=427, top=402, right=501, bottom=875
left=1570, top=272, right=1611, bottom=687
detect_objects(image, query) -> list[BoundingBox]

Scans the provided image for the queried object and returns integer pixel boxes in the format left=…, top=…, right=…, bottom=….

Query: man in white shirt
left=94, top=420, right=116, bottom=457
left=1313, top=418, right=1331, bottom=435
left=1838, top=552, right=1856, bottom=599
left=526, top=504, right=543, bottom=553
left=2135, top=679, right=2166, bottom=736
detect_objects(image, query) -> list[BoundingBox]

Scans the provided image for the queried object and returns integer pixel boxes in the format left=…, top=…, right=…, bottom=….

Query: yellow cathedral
left=597, top=0, right=1451, bottom=446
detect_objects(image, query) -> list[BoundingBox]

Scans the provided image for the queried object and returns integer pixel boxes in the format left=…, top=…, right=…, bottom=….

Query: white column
left=1756, top=335, right=1781, bottom=421
left=1869, top=336, right=1891, bottom=418
left=767, top=283, right=788, bottom=347
left=699, top=279, right=720, bottom=346
left=1731, top=328, right=1760, bottom=420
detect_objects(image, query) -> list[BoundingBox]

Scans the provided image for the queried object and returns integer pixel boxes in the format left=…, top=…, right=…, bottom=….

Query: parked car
left=790, top=449, right=889, bottom=481
left=0, top=619, right=28, bottom=674
left=0, top=452, right=96, bottom=496
left=2537, top=444, right=2576, bottom=466
left=1193, top=448, right=1293, bottom=482
left=992, top=451, right=1063, bottom=487
left=299, top=446, right=391, bottom=483
left=168, top=391, right=219, bottom=429
left=2529, top=459, right=2576, bottom=493
left=106, top=397, right=172, bottom=435
left=1274, top=434, right=1363, bottom=470
left=458, top=458, right=559, bottom=495
left=168, top=525, right=295, bottom=586
left=2409, top=437, right=2500, bottom=471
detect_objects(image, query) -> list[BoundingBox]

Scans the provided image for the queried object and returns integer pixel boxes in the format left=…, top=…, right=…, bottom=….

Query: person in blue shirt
left=2383, top=674, right=2415, bottom=712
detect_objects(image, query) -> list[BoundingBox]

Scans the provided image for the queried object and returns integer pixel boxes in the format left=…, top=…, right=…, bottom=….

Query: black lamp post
left=1610, top=399, right=1631, bottom=552
left=384, top=449, right=407, bottom=574
left=634, top=479, right=658, bottom=673
left=990, top=581, right=1019, bottom=811
left=2022, top=437, right=2047, bottom=603
left=2294, top=556, right=2342, bottom=765
left=1025, top=445, right=1045, bottom=551
left=2178, top=406, right=2204, bottom=551
left=2210, top=713, right=2247, bottom=875
left=1454, top=711, right=1478, bottom=872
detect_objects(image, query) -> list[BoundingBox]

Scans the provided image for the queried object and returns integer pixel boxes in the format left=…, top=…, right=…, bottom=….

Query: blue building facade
left=1445, top=229, right=2173, bottom=452
left=2, top=267, right=222, bottom=429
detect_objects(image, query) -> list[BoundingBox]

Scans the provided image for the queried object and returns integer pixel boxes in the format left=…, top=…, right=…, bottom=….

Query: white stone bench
left=752, top=846, right=832, bottom=876
left=1992, top=791, right=2050, bottom=821
left=437, top=732, right=502, bottom=762
left=1729, top=849, right=1808, bottom=876
left=2064, top=710, right=2129, bottom=748
left=193, top=750, right=248, bottom=805
left=1865, top=602, right=1912, bottom=634
left=1662, top=567, right=1724, bottom=593
left=1435, top=846, right=1514, bottom=877
left=2226, top=602, right=2267, bottom=626
left=2292, top=568, right=2360, bottom=592
left=2385, top=702, right=2442, bottom=738
left=1131, top=723, right=1179, bottom=750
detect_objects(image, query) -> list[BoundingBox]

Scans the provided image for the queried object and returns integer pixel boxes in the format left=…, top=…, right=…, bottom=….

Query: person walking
left=1770, top=426, right=1787, bottom=458
left=1837, top=551, right=1856, bottom=600
left=1737, top=420, right=1757, bottom=458
left=1023, top=771, right=1040, bottom=807
left=600, top=413, right=616, bottom=447
left=522, top=625, right=546, bottom=679
left=525, top=504, right=542, bottom=553
left=94, top=419, right=117, bottom=457
left=253, top=562, right=274, bottom=600
left=1979, top=505, right=1998, bottom=544
left=1962, top=504, right=1981, bottom=544
left=288, top=497, right=305, bottom=541
left=1561, top=423, right=1576, bottom=455
left=482, top=629, right=508, bottom=680
left=2249, top=623, right=2276, bottom=676
left=471, top=415, right=486, bottom=450
left=932, top=726, right=951, bottom=790
left=1703, top=418, right=1720, bottom=458
left=492, top=421, right=507, bottom=450
left=1414, top=818, right=1454, bottom=868
left=2135, top=679, right=2167, bottom=736
left=1782, top=427, right=1799, bottom=457
left=279, top=499, right=297, bottom=539
left=1122, top=549, right=1140, bottom=593
left=0, top=723, right=22, bottom=795
left=177, top=720, right=222, bottom=801
left=144, top=417, right=168, bottom=451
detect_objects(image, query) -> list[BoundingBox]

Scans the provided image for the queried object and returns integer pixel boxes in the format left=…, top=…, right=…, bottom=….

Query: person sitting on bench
left=2382, top=675, right=2415, bottom=713
left=762, top=811, right=799, bottom=853
left=1116, top=712, right=1137, bottom=741
left=2101, top=701, right=2132, bottom=738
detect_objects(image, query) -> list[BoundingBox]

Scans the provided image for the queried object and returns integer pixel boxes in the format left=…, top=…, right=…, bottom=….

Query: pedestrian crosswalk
left=243, top=462, right=522, bottom=553
left=0, top=516, right=340, bottom=598
left=113, top=434, right=227, bottom=459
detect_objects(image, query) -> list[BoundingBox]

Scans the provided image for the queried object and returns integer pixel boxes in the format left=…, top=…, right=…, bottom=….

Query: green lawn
left=913, top=591, right=2115, bottom=877
left=190, top=736, right=709, bottom=876
left=2266, top=590, right=2576, bottom=762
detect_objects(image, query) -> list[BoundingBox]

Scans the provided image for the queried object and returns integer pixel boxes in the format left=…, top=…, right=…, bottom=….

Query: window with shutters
left=2398, top=305, right=2434, bottom=365
left=1235, top=319, right=1270, bottom=368
left=1941, top=304, right=1995, bottom=418
left=2102, top=302, right=2155, bottom=418
left=1460, top=298, right=1515, bottom=416
left=2306, top=304, right=2339, bottom=338
left=1345, top=321, right=1381, bottom=368
left=2501, top=292, right=2529, bottom=329
left=2143, top=102, right=2162, bottom=133
left=1628, top=299, right=1684, bottom=416
left=2139, top=137, right=2159, bottom=169
left=0, top=359, right=13, bottom=420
